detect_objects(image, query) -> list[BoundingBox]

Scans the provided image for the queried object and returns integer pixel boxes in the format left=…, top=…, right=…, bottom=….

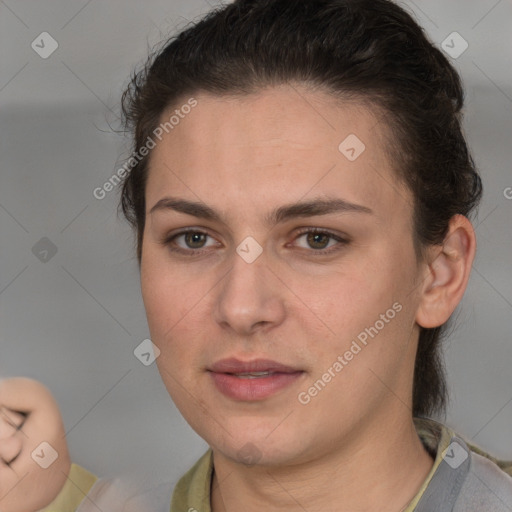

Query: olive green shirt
left=37, top=419, right=512, bottom=511
left=40, top=464, right=98, bottom=512
left=170, top=418, right=512, bottom=512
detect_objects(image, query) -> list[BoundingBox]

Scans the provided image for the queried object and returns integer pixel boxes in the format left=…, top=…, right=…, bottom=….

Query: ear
left=415, top=214, right=476, bottom=328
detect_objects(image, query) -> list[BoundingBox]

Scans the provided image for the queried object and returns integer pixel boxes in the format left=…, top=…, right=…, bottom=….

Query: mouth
left=209, top=357, right=301, bottom=374
left=231, top=371, right=281, bottom=379
left=208, top=358, right=304, bottom=401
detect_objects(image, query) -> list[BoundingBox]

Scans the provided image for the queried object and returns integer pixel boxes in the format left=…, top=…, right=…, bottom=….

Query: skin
left=140, top=83, right=476, bottom=511
left=0, top=378, right=71, bottom=512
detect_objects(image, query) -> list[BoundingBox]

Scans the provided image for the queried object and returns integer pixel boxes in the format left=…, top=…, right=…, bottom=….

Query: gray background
left=1, top=0, right=511, bottom=491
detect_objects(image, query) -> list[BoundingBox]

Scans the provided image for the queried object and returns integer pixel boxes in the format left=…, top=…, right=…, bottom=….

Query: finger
left=0, top=407, right=26, bottom=432
left=0, top=434, right=22, bottom=466
left=0, top=409, right=19, bottom=440
left=0, top=378, right=45, bottom=412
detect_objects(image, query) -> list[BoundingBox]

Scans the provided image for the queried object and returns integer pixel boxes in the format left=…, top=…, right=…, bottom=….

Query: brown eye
left=183, top=232, right=208, bottom=249
left=306, top=232, right=331, bottom=249
left=292, top=228, right=350, bottom=255
left=161, top=229, right=220, bottom=256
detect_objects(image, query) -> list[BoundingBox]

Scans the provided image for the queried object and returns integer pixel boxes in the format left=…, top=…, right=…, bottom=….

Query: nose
left=213, top=247, right=286, bottom=336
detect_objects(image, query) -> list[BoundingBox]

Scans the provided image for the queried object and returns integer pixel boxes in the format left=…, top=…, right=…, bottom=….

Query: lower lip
left=209, top=371, right=304, bottom=401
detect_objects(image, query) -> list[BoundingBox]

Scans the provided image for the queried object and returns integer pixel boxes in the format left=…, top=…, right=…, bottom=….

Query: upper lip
left=209, top=358, right=301, bottom=374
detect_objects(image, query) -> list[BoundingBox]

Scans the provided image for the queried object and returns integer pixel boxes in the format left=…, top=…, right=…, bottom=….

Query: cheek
left=298, top=255, right=414, bottom=367
left=289, top=260, right=391, bottom=331
left=141, top=248, right=185, bottom=337
left=140, top=253, right=212, bottom=374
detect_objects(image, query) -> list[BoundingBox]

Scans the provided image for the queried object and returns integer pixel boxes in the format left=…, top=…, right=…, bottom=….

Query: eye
left=160, top=227, right=349, bottom=257
left=161, top=229, right=220, bottom=255
left=293, top=228, right=349, bottom=254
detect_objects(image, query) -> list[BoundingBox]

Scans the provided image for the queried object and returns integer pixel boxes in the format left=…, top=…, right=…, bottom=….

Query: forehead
left=145, top=84, right=411, bottom=222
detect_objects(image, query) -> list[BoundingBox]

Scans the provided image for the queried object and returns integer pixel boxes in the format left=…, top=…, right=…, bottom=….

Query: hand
left=0, top=378, right=71, bottom=512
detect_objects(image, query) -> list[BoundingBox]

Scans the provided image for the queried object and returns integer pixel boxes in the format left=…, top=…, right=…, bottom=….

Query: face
left=140, top=84, right=427, bottom=467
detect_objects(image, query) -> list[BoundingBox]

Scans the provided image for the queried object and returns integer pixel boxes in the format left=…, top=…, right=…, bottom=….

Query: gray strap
left=414, top=436, right=471, bottom=512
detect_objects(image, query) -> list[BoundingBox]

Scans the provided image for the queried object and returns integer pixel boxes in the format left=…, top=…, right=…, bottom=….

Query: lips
left=209, top=358, right=300, bottom=375
left=208, top=358, right=304, bottom=401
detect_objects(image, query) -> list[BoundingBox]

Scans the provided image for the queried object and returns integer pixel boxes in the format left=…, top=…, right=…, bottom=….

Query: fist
left=0, top=378, right=71, bottom=512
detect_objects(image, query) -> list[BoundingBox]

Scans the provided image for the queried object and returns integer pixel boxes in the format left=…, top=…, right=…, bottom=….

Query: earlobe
left=415, top=215, right=476, bottom=329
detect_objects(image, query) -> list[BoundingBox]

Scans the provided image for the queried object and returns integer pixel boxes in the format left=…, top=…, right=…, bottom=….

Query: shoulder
left=122, top=481, right=174, bottom=512
left=414, top=418, right=512, bottom=511
left=454, top=451, right=512, bottom=511
left=76, top=477, right=173, bottom=512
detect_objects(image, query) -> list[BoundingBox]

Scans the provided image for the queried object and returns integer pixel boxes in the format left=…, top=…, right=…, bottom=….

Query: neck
left=210, top=414, right=434, bottom=512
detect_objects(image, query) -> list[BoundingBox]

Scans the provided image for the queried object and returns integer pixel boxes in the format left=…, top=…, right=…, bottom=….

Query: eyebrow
left=149, top=196, right=373, bottom=225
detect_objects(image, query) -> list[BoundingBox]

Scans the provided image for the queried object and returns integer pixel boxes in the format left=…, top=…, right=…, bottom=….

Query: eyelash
left=160, top=227, right=350, bottom=257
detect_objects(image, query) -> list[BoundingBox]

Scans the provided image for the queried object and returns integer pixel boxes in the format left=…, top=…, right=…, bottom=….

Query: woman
left=2, top=0, right=511, bottom=510
left=117, top=0, right=512, bottom=510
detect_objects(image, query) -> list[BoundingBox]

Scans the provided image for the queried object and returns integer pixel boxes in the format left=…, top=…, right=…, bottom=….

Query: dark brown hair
left=117, top=0, right=482, bottom=418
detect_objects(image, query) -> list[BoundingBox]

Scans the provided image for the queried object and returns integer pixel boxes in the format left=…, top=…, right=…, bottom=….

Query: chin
left=205, top=427, right=309, bottom=468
